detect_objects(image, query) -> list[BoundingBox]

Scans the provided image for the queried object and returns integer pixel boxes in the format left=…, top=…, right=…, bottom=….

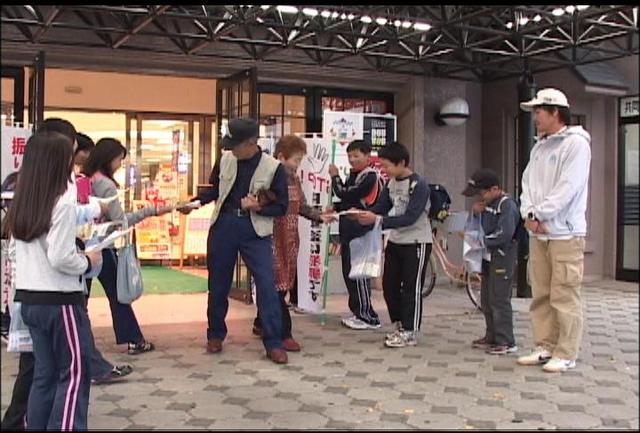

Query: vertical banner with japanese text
left=1, top=126, right=31, bottom=185
left=297, top=135, right=331, bottom=313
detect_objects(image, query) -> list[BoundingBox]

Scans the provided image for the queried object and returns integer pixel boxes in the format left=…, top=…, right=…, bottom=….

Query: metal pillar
left=516, top=71, right=536, bottom=298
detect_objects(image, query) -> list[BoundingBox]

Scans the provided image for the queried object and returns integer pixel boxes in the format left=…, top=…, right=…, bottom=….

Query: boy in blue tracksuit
left=329, top=140, right=381, bottom=330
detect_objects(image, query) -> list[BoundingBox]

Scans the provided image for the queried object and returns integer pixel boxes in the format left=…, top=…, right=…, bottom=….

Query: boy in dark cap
left=462, top=168, right=520, bottom=355
left=181, top=118, right=290, bottom=364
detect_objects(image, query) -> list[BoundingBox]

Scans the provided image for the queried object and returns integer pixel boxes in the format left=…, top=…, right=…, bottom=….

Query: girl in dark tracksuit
left=4, top=131, right=100, bottom=430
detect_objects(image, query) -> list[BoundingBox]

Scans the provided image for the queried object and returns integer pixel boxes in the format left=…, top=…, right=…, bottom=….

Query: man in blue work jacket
left=183, top=118, right=289, bottom=364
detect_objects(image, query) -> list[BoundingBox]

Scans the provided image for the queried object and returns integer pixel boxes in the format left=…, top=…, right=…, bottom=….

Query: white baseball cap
left=520, top=88, right=570, bottom=111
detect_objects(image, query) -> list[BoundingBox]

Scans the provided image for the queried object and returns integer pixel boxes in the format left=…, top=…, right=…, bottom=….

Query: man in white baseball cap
left=516, top=87, right=592, bottom=373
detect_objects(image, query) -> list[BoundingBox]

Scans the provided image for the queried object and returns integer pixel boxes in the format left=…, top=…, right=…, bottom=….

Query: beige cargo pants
left=528, top=236, right=585, bottom=360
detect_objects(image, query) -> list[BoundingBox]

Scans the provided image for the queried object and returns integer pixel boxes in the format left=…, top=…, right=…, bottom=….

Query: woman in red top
left=253, top=135, right=333, bottom=351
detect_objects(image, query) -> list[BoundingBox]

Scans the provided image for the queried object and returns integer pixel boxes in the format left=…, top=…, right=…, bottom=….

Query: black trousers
left=480, top=244, right=517, bottom=346
left=1, top=352, right=34, bottom=431
left=382, top=242, right=431, bottom=332
left=254, top=291, right=293, bottom=339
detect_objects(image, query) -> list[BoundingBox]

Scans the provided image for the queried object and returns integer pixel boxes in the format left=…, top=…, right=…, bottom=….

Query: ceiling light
left=413, top=22, right=431, bottom=31
left=506, top=21, right=513, bottom=29
left=356, top=38, right=365, bottom=48
left=576, top=5, right=590, bottom=11
left=332, top=12, right=339, bottom=19
left=340, top=13, right=347, bottom=20
left=519, top=17, right=529, bottom=25
left=347, top=14, right=355, bottom=20
left=393, top=20, right=402, bottom=27
left=402, top=20, right=412, bottom=28
left=552, top=8, right=565, bottom=16
left=260, top=5, right=270, bottom=10
left=533, top=14, right=542, bottom=22
left=321, top=10, right=331, bottom=18
left=288, top=30, right=298, bottom=41
left=376, top=17, right=388, bottom=25
left=276, top=5, right=298, bottom=14
left=565, top=5, right=575, bottom=14
left=302, top=8, right=318, bottom=17
left=360, top=15, right=372, bottom=23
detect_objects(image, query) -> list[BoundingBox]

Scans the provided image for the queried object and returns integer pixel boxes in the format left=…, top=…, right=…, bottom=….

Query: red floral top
left=272, top=167, right=322, bottom=292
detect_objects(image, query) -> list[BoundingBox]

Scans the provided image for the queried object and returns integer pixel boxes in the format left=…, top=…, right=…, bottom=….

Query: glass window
left=1, top=77, right=15, bottom=124
left=284, top=95, right=305, bottom=117
left=283, top=117, right=305, bottom=136
left=260, top=93, right=282, bottom=116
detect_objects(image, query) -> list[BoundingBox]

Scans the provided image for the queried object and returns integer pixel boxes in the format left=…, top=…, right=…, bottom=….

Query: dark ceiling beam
left=72, top=10, right=112, bottom=47
left=2, top=7, right=34, bottom=42
left=33, top=6, right=63, bottom=43
left=112, top=5, right=170, bottom=49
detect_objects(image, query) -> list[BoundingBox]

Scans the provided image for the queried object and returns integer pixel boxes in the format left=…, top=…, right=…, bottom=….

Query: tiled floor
left=2, top=279, right=638, bottom=430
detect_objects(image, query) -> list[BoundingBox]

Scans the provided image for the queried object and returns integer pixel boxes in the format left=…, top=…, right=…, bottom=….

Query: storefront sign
left=1, top=126, right=31, bottom=185
left=297, top=135, right=331, bottom=313
left=133, top=199, right=172, bottom=260
left=364, top=115, right=396, bottom=153
left=620, top=95, right=639, bottom=118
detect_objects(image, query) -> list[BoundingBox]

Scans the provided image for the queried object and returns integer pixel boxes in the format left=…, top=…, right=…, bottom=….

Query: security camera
left=435, top=97, right=470, bottom=126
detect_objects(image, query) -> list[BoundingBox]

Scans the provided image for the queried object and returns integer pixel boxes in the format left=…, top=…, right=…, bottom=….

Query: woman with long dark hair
left=4, top=130, right=100, bottom=430
left=83, top=137, right=171, bottom=355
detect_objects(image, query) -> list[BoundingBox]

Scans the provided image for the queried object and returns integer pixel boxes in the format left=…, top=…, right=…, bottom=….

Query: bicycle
left=420, top=212, right=483, bottom=311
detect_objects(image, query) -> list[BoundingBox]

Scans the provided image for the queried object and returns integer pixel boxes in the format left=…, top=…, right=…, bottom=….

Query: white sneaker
left=517, top=346, right=552, bottom=365
left=542, top=358, right=576, bottom=373
left=385, top=321, right=403, bottom=340
left=385, top=330, right=417, bottom=348
left=341, top=316, right=381, bottom=330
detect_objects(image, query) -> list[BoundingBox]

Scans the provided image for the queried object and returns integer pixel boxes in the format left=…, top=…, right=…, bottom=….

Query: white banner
left=297, top=135, right=331, bottom=313
left=1, top=126, right=31, bottom=186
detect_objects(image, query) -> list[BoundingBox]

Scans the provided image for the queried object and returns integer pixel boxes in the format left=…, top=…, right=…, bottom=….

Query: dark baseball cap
left=461, top=168, right=501, bottom=196
left=220, top=117, right=259, bottom=149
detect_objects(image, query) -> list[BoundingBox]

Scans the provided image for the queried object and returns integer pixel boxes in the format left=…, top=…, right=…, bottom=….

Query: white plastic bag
left=116, top=220, right=143, bottom=304
left=349, top=219, right=383, bottom=279
left=463, top=212, right=485, bottom=274
left=7, top=301, right=32, bottom=353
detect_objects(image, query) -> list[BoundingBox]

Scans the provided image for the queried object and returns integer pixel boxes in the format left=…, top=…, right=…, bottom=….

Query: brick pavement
left=2, top=279, right=638, bottom=430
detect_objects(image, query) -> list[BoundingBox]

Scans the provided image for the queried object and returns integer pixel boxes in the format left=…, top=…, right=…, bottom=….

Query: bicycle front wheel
left=464, top=271, right=483, bottom=312
left=421, top=255, right=437, bottom=298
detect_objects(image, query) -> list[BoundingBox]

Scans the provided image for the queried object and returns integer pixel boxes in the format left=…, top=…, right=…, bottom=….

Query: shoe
left=471, top=336, right=494, bottom=349
left=282, top=338, right=301, bottom=352
left=266, top=348, right=288, bottom=364
left=206, top=338, right=223, bottom=353
left=486, top=344, right=518, bottom=355
left=128, top=341, right=155, bottom=355
left=384, top=330, right=417, bottom=348
left=341, top=316, right=381, bottom=330
left=542, top=358, right=576, bottom=373
left=292, top=306, right=306, bottom=314
left=385, top=321, right=403, bottom=340
left=92, top=364, right=133, bottom=384
left=517, top=346, right=552, bottom=365
left=252, top=324, right=262, bottom=337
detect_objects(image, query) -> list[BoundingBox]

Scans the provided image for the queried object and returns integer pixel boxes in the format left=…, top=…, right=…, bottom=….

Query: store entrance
left=125, top=113, right=216, bottom=264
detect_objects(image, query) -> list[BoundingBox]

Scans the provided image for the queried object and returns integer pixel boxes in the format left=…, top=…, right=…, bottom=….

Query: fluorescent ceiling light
left=376, top=17, right=387, bottom=25
left=340, top=13, right=346, bottom=20
left=552, top=8, right=565, bottom=16
left=321, top=10, right=331, bottom=18
left=302, top=8, right=318, bottom=17
left=565, top=5, right=575, bottom=14
left=347, top=14, right=355, bottom=20
left=356, top=37, right=365, bottom=48
left=276, top=5, right=298, bottom=14
left=360, top=15, right=372, bottom=23
left=576, top=5, right=590, bottom=11
left=506, top=21, right=513, bottom=29
left=519, top=17, right=529, bottom=25
left=394, top=20, right=402, bottom=27
left=413, top=22, right=431, bottom=31
left=260, top=5, right=270, bottom=10
left=533, top=14, right=542, bottom=22
left=331, top=12, right=339, bottom=19
left=402, top=21, right=412, bottom=28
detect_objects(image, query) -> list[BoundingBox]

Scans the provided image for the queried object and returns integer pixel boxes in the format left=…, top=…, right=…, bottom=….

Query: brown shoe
left=282, top=338, right=301, bottom=352
left=206, top=338, right=222, bottom=353
left=266, top=348, right=288, bottom=364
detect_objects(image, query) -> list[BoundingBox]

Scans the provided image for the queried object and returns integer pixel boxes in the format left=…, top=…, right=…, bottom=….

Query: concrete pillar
left=396, top=76, right=425, bottom=174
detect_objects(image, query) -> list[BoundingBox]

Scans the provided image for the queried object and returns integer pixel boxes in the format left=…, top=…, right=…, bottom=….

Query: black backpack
left=428, top=184, right=451, bottom=222
left=490, top=195, right=529, bottom=245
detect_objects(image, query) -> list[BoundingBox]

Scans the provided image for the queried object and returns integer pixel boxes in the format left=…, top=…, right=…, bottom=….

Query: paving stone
left=107, top=408, right=139, bottom=418
left=185, top=418, right=215, bottom=428
left=166, top=402, right=196, bottom=411
left=431, top=406, right=457, bottom=414
left=542, top=412, right=602, bottom=429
